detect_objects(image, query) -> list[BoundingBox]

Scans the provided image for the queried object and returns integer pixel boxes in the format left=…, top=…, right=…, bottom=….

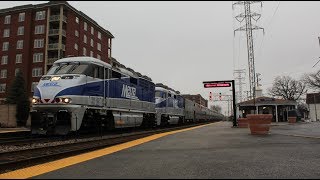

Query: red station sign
left=204, top=82, right=231, bottom=88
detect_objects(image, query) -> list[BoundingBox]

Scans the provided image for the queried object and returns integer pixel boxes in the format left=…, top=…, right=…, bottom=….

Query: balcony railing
left=49, top=15, right=67, bottom=23
left=48, top=43, right=66, bottom=51
left=47, top=57, right=59, bottom=65
left=48, top=29, right=66, bottom=36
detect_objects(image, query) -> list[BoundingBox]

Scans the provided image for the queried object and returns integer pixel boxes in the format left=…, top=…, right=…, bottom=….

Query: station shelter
left=237, top=96, right=297, bottom=123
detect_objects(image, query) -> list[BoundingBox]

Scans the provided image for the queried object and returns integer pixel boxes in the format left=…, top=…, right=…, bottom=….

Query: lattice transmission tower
left=233, top=1, right=264, bottom=100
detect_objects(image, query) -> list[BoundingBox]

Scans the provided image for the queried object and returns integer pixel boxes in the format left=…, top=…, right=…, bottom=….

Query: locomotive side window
left=93, top=66, right=99, bottom=78
left=168, top=93, right=171, bottom=97
left=130, top=77, right=137, bottom=85
left=98, top=66, right=104, bottom=79
left=104, top=68, right=110, bottom=79
left=155, top=91, right=161, bottom=97
left=162, top=93, right=166, bottom=98
left=174, top=95, right=176, bottom=99
left=111, top=70, right=121, bottom=79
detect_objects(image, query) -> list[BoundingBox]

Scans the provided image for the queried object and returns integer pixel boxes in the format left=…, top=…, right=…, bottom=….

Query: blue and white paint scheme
left=31, top=57, right=156, bottom=135
left=155, top=85, right=184, bottom=125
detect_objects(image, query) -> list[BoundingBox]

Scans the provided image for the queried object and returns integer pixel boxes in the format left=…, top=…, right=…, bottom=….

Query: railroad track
left=0, top=121, right=217, bottom=173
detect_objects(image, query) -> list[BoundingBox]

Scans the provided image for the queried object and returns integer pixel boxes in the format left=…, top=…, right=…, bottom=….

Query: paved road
left=32, top=121, right=320, bottom=179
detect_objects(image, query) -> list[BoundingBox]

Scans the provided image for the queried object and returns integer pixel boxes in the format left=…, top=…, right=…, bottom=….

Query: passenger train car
left=30, top=57, right=224, bottom=135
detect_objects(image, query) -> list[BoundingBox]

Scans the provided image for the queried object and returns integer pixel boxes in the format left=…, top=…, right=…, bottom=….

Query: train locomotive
left=31, top=57, right=224, bottom=135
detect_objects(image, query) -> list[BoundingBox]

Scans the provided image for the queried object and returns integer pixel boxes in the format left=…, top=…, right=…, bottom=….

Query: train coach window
left=174, top=95, right=176, bottom=99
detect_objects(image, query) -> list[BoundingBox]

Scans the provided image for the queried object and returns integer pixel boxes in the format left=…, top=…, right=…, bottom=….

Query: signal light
left=209, top=92, right=212, bottom=101
left=219, top=92, right=222, bottom=100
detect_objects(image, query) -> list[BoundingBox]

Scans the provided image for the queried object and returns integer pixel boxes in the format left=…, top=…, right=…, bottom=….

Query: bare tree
left=304, top=70, right=320, bottom=90
left=210, top=105, right=222, bottom=113
left=268, top=75, right=307, bottom=101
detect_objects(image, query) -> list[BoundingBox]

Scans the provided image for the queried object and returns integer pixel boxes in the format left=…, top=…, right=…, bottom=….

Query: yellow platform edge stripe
left=0, top=122, right=216, bottom=179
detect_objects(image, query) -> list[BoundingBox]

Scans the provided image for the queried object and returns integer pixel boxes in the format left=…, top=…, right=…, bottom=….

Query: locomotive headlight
left=62, top=97, right=71, bottom=103
left=51, top=76, right=60, bottom=81
left=32, top=98, right=39, bottom=104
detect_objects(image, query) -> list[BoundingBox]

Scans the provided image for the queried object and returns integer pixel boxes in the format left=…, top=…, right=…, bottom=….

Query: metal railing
left=49, top=15, right=67, bottom=22
left=48, top=29, right=66, bottom=36
left=47, top=43, right=66, bottom=51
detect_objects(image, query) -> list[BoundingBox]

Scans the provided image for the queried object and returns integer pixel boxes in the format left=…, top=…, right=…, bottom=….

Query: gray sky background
left=2, top=1, right=319, bottom=115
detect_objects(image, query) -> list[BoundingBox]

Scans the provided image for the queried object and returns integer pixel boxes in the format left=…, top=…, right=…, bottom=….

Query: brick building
left=0, top=1, right=114, bottom=101
left=182, top=94, right=208, bottom=107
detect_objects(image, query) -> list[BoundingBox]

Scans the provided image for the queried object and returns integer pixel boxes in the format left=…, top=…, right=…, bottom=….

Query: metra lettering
left=121, top=84, right=138, bottom=100
left=42, top=82, right=60, bottom=87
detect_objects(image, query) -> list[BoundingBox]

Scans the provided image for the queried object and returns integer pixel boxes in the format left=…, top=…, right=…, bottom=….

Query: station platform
left=0, top=127, right=30, bottom=134
left=1, top=121, right=320, bottom=179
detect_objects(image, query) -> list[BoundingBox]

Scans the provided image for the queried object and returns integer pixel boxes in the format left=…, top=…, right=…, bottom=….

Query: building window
left=84, top=22, right=87, bottom=31
left=98, top=32, right=101, bottom=39
left=15, top=68, right=20, bottom=76
left=83, top=47, right=86, bottom=56
left=90, top=51, right=93, bottom=57
left=3, top=29, right=10, bottom=37
left=2, top=42, right=9, bottom=51
left=0, top=69, right=7, bottom=78
left=35, top=11, right=46, bottom=20
left=90, top=39, right=94, bottom=47
left=91, top=27, right=94, bottom=35
left=75, top=17, right=79, bottom=24
left=32, top=68, right=42, bottom=77
left=0, top=84, right=6, bottom=93
left=84, top=35, right=87, bottom=43
left=1, top=56, right=8, bottom=65
left=35, top=25, right=45, bottom=34
left=34, top=39, right=44, bottom=48
left=33, top=53, right=43, bottom=63
left=74, top=43, right=78, bottom=50
left=18, top=12, right=25, bottom=22
left=97, top=43, right=101, bottom=51
left=75, top=30, right=79, bottom=37
left=17, top=26, right=24, bottom=35
left=108, top=39, right=111, bottom=48
left=17, top=40, right=23, bottom=49
left=97, top=54, right=101, bottom=60
left=16, top=54, right=22, bottom=63
left=31, top=82, right=38, bottom=92
left=4, top=15, right=11, bottom=24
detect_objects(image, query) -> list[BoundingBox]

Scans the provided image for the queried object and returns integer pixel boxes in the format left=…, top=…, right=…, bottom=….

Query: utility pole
left=234, top=69, right=246, bottom=103
left=233, top=1, right=264, bottom=101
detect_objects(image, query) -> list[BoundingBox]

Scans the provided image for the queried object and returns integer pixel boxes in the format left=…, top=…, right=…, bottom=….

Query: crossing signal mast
left=233, top=1, right=264, bottom=100
left=209, top=92, right=213, bottom=101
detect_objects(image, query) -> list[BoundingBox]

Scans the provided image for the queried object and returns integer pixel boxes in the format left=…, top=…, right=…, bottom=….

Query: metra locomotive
left=31, top=57, right=223, bottom=135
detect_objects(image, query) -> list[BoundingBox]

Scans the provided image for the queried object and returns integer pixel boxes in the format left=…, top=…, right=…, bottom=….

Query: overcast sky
left=2, top=1, right=319, bottom=115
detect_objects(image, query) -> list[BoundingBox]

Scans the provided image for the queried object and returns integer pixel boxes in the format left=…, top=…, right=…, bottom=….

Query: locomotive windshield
left=47, top=62, right=89, bottom=75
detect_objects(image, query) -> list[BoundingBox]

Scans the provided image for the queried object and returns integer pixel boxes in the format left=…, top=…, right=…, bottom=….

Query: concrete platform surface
left=20, top=121, right=320, bottom=179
